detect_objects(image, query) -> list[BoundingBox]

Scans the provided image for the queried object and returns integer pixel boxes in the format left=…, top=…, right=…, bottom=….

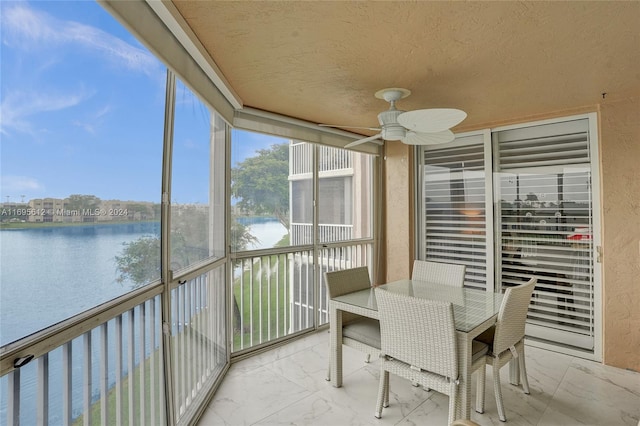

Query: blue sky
left=0, top=1, right=286, bottom=204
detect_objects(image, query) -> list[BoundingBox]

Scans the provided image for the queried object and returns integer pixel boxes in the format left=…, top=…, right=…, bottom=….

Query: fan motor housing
left=378, top=109, right=406, bottom=141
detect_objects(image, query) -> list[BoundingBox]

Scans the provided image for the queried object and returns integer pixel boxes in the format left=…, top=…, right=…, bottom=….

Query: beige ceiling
left=171, top=1, right=640, bottom=136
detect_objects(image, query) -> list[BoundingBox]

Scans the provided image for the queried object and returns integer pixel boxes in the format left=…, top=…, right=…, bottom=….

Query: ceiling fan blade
left=344, top=133, right=383, bottom=148
left=401, top=130, right=455, bottom=145
left=319, top=124, right=381, bottom=131
left=397, top=109, right=467, bottom=133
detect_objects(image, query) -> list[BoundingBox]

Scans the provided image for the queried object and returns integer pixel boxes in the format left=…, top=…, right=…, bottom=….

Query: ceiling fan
left=321, top=88, right=467, bottom=148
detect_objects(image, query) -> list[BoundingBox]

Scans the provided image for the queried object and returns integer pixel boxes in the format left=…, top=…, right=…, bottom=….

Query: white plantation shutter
left=420, top=134, right=490, bottom=290
left=418, top=115, right=599, bottom=355
left=494, top=118, right=596, bottom=350
left=495, top=119, right=590, bottom=169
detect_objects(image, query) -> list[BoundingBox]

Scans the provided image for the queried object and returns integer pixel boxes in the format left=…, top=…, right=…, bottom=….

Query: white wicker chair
left=373, top=288, right=488, bottom=425
left=325, top=266, right=381, bottom=381
left=412, top=260, right=466, bottom=287
left=451, top=420, right=481, bottom=426
left=474, top=277, right=537, bottom=422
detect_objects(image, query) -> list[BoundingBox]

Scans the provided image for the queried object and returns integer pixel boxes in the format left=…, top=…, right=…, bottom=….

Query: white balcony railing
left=290, top=223, right=354, bottom=246
left=0, top=265, right=227, bottom=426
left=1, top=288, right=165, bottom=425
left=231, top=240, right=373, bottom=352
left=171, top=267, right=227, bottom=421
left=289, top=143, right=352, bottom=176
left=2, top=243, right=374, bottom=423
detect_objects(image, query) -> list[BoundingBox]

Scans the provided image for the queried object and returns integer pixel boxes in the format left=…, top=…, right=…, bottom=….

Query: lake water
left=0, top=218, right=286, bottom=345
left=0, top=217, right=286, bottom=423
left=0, top=222, right=161, bottom=345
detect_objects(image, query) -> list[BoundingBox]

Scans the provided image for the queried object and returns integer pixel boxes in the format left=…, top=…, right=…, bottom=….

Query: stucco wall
left=599, top=97, right=640, bottom=372
left=384, top=141, right=413, bottom=282
left=383, top=98, right=640, bottom=371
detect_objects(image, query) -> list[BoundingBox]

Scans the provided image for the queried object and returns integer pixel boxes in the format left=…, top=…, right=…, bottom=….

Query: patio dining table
left=329, top=279, right=504, bottom=420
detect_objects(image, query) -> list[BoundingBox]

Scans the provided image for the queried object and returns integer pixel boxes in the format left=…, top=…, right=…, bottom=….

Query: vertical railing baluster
left=197, top=277, right=204, bottom=384
left=208, top=273, right=214, bottom=371
left=284, top=252, right=288, bottom=336
left=204, top=276, right=211, bottom=374
left=7, top=369, right=20, bottom=426
left=267, top=255, right=272, bottom=341
left=157, top=295, right=166, bottom=426
left=115, top=314, right=123, bottom=426
left=62, top=341, right=72, bottom=426
left=139, top=301, right=146, bottom=425
left=258, top=256, right=263, bottom=344
left=307, top=249, right=312, bottom=328
left=149, top=299, right=156, bottom=426
left=177, top=285, right=184, bottom=414
left=297, top=254, right=302, bottom=332
left=239, top=260, right=245, bottom=350
left=83, top=331, right=92, bottom=426
left=171, top=287, right=180, bottom=413
left=249, top=259, right=254, bottom=347
left=37, top=353, right=49, bottom=425
left=100, top=323, right=108, bottom=426
left=186, top=281, right=193, bottom=403
left=194, top=279, right=200, bottom=391
left=276, top=254, right=281, bottom=337
left=127, top=308, right=135, bottom=426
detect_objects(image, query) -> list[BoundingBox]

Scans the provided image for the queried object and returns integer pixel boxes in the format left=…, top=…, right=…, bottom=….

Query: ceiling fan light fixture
left=321, top=87, right=466, bottom=148
left=381, top=125, right=406, bottom=141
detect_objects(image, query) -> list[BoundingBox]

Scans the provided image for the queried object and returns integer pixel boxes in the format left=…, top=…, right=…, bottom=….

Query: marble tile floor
left=198, top=330, right=640, bottom=426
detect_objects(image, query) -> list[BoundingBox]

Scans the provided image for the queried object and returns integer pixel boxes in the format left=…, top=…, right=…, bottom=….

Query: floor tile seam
left=260, top=360, right=327, bottom=394
left=525, top=350, right=572, bottom=399
left=538, top=354, right=574, bottom=417
left=393, top=391, right=440, bottom=426
left=247, top=386, right=323, bottom=426
left=217, top=363, right=316, bottom=426
left=228, top=334, right=325, bottom=374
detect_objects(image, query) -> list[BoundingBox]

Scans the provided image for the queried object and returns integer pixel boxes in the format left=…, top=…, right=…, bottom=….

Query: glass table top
left=332, top=279, right=504, bottom=332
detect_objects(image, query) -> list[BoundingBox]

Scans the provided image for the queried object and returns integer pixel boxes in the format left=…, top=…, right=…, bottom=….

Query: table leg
left=455, top=332, right=471, bottom=419
left=329, top=305, right=343, bottom=387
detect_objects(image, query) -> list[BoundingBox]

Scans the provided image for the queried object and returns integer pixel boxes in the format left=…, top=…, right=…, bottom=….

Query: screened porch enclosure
left=229, top=137, right=376, bottom=354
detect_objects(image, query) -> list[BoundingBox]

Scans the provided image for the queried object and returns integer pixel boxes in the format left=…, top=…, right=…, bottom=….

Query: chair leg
left=476, top=364, right=486, bottom=414
left=365, top=353, right=371, bottom=363
left=447, top=383, right=457, bottom=426
left=519, top=346, right=530, bottom=395
left=375, top=369, right=389, bottom=418
left=326, top=342, right=331, bottom=381
left=384, top=373, right=390, bottom=408
left=493, top=363, right=507, bottom=422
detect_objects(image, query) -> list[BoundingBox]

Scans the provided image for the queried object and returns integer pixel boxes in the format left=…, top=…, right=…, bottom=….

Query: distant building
left=0, top=197, right=161, bottom=223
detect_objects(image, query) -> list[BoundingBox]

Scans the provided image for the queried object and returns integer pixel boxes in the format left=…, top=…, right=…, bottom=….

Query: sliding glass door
left=493, top=117, right=599, bottom=351
left=418, top=115, right=601, bottom=356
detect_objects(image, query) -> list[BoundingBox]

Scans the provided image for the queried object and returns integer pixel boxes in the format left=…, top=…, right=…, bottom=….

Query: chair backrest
left=493, top=277, right=537, bottom=355
left=375, top=288, right=458, bottom=380
left=412, top=260, right=466, bottom=287
left=324, top=266, right=371, bottom=299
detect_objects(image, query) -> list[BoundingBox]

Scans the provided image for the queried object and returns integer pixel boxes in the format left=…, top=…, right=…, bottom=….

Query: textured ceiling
left=171, top=1, right=640, bottom=136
